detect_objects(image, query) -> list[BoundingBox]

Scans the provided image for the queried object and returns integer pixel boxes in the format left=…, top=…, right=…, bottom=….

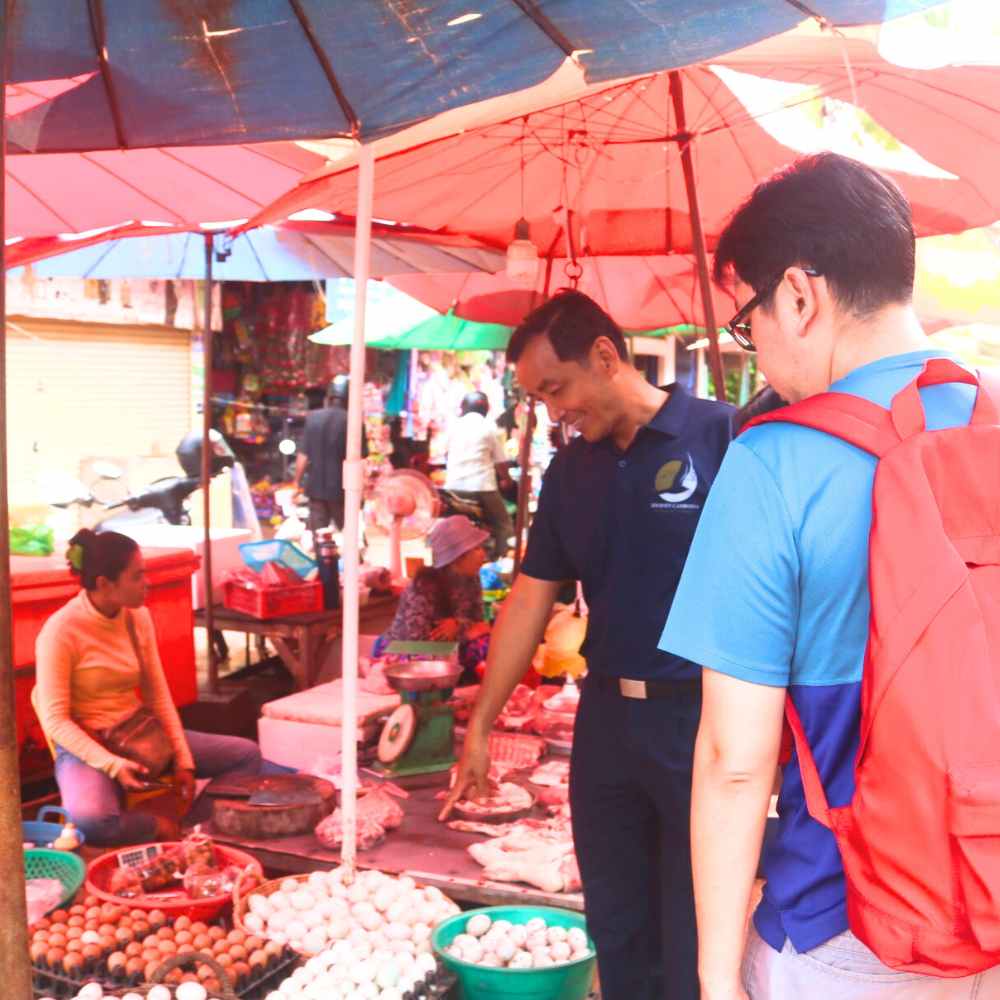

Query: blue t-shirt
left=659, top=350, right=975, bottom=953
left=522, top=383, right=733, bottom=680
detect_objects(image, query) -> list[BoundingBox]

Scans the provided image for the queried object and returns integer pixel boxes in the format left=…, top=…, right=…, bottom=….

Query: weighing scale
left=376, top=651, right=462, bottom=777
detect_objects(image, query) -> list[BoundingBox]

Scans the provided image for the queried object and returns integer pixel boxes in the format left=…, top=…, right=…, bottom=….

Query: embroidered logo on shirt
left=653, top=455, right=699, bottom=508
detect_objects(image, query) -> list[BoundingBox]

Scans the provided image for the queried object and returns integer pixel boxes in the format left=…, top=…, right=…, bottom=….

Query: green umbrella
left=311, top=308, right=694, bottom=351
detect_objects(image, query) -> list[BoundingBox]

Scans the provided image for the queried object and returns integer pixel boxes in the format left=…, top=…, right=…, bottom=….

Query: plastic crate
left=239, top=539, right=317, bottom=579
left=223, top=578, right=323, bottom=619
left=24, top=848, right=86, bottom=914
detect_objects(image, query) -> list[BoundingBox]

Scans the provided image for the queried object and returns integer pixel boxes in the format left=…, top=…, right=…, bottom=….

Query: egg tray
left=99, top=947, right=300, bottom=1000
left=31, top=915, right=169, bottom=996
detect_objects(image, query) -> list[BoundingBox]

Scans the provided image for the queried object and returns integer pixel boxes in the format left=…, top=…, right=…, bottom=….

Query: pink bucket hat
left=429, top=516, right=490, bottom=569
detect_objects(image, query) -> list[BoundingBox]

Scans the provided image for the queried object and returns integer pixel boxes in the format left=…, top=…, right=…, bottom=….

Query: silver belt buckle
left=619, top=678, right=647, bottom=700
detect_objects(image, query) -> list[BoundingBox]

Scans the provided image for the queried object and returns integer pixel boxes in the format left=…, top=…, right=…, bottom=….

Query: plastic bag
left=26, top=878, right=64, bottom=924
left=10, top=525, right=54, bottom=557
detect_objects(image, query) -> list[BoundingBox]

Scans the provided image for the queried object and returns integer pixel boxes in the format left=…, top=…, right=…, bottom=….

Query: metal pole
left=669, top=71, right=727, bottom=403
left=0, top=4, right=35, bottom=992
left=340, top=144, right=375, bottom=876
left=202, top=235, right=217, bottom=692
left=511, top=399, right=536, bottom=577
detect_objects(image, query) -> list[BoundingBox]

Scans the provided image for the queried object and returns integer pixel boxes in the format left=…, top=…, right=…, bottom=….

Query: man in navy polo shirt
left=440, top=290, right=733, bottom=1000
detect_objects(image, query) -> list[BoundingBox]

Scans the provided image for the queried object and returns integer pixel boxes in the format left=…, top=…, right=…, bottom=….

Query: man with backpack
left=659, top=152, right=1000, bottom=998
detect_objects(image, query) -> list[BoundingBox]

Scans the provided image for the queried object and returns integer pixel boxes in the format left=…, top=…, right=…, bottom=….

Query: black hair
left=460, top=391, right=490, bottom=417
left=714, top=153, right=915, bottom=318
left=506, top=289, right=628, bottom=365
left=67, top=529, right=139, bottom=591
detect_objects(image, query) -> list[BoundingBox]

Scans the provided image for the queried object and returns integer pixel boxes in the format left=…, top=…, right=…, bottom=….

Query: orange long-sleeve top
left=34, top=590, right=194, bottom=778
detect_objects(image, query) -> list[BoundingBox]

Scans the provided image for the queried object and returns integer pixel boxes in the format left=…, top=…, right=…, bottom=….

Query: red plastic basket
left=84, top=841, right=263, bottom=922
left=223, top=578, right=323, bottom=619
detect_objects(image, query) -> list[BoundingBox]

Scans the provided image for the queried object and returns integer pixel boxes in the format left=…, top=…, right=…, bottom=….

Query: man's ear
left=592, top=336, right=622, bottom=374
left=782, top=267, right=821, bottom=334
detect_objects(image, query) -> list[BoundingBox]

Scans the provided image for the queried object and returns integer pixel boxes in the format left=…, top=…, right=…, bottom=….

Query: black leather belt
left=588, top=674, right=701, bottom=700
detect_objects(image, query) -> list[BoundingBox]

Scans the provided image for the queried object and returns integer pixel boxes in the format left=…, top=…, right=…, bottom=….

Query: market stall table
left=209, top=777, right=584, bottom=913
left=194, top=592, right=398, bottom=690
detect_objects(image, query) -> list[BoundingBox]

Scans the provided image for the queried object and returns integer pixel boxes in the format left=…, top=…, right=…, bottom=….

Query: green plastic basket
left=432, top=905, right=596, bottom=1000
left=24, top=848, right=86, bottom=913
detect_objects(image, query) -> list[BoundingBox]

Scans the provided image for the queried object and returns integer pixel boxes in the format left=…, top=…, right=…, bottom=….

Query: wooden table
left=195, top=593, right=398, bottom=690
left=211, top=779, right=583, bottom=912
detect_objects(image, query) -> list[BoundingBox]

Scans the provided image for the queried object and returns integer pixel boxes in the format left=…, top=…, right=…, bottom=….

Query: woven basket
left=25, top=848, right=86, bottom=915
left=104, top=952, right=237, bottom=999
left=232, top=870, right=312, bottom=944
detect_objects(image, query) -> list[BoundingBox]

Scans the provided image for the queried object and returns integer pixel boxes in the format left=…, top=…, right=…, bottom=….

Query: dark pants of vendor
left=570, top=679, right=701, bottom=1000
left=449, top=489, right=513, bottom=560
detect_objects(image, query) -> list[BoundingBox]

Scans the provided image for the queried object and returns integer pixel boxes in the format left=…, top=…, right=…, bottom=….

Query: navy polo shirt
left=521, top=383, right=734, bottom=681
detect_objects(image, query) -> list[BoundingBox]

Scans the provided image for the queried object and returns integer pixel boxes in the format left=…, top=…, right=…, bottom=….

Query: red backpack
left=748, top=358, right=1000, bottom=977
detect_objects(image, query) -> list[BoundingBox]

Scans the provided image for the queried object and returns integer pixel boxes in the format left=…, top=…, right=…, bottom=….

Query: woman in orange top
left=35, top=529, right=265, bottom=845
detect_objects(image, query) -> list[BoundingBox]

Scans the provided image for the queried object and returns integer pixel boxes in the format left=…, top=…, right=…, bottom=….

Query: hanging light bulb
left=506, top=217, right=539, bottom=288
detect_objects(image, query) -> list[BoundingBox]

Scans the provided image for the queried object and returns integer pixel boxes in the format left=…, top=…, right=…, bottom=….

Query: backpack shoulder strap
left=742, top=392, right=899, bottom=458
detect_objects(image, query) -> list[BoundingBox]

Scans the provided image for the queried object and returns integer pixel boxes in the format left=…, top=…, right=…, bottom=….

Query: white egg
left=374, top=958, right=399, bottom=989
left=357, top=984, right=380, bottom=1000
left=303, top=929, right=329, bottom=954
left=525, top=917, right=547, bottom=936
left=176, top=983, right=208, bottom=1000
left=281, top=877, right=301, bottom=894
left=146, top=988, right=171, bottom=1000
left=80, top=930, right=102, bottom=945
left=446, top=944, right=463, bottom=960
left=397, top=977, right=417, bottom=995
left=270, top=931, right=289, bottom=946
left=348, top=881, right=371, bottom=903
left=250, top=893, right=275, bottom=918
left=511, top=925, right=528, bottom=947
left=509, top=950, right=534, bottom=969
left=265, top=994, right=285, bottom=1000
left=398, top=876, right=416, bottom=892
left=291, top=968, right=311, bottom=986
left=495, top=938, right=516, bottom=963
left=572, top=945, right=592, bottom=961
left=350, top=935, right=374, bottom=958
left=385, top=921, right=412, bottom=941
left=417, top=951, right=438, bottom=974
left=567, top=927, right=588, bottom=951
left=379, top=990, right=403, bottom=1000
left=291, top=889, right=317, bottom=912
left=460, top=940, right=484, bottom=964
left=546, top=925, right=568, bottom=944
left=76, top=986, right=104, bottom=1000
left=386, top=898, right=409, bottom=925
left=452, top=933, right=476, bottom=951
left=466, top=913, right=492, bottom=938
left=410, top=922, right=431, bottom=943
left=531, top=950, right=553, bottom=968
left=479, top=952, right=501, bottom=967
left=286, top=920, right=308, bottom=941
left=121, top=995, right=145, bottom=1000
left=491, top=919, right=513, bottom=936
left=243, top=911, right=265, bottom=934
left=526, top=930, right=548, bottom=951
left=550, top=941, right=572, bottom=962
left=269, top=890, right=290, bottom=912
left=308, top=870, right=329, bottom=891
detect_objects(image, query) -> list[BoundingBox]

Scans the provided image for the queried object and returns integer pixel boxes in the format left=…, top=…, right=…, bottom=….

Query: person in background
left=35, top=530, right=270, bottom=845
left=441, top=290, right=734, bottom=1000
left=445, top=391, right=514, bottom=560
left=292, top=374, right=366, bottom=534
left=659, top=152, right=1000, bottom=999
left=373, top=516, right=492, bottom=684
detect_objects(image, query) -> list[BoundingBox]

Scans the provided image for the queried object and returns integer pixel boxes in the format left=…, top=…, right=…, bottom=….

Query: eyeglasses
left=725, top=267, right=821, bottom=352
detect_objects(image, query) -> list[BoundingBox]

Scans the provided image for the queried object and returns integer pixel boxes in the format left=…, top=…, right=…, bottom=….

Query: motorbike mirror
left=91, top=461, right=124, bottom=480
left=278, top=438, right=297, bottom=456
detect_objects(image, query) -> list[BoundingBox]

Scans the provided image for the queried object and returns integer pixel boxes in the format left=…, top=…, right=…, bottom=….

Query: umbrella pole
left=340, top=145, right=375, bottom=877
left=0, top=24, right=33, bottom=997
left=202, top=235, right=217, bottom=692
left=669, top=71, right=727, bottom=404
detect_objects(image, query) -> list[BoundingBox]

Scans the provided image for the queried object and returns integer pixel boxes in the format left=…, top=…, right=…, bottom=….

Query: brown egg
left=214, top=952, right=233, bottom=968
left=192, top=934, right=211, bottom=952
left=166, top=968, right=183, bottom=984
left=142, top=949, right=161, bottom=965
left=66, top=940, right=84, bottom=954
left=65, top=926, right=83, bottom=941
left=50, top=909, right=68, bottom=923
left=84, top=906, right=102, bottom=922
left=245, top=936, right=264, bottom=952
left=207, top=926, right=226, bottom=942
left=263, top=940, right=282, bottom=956
left=228, top=944, right=247, bottom=961
left=102, top=902, right=123, bottom=920
left=32, top=929, right=49, bottom=945
left=83, top=895, right=99, bottom=907
left=145, top=960, right=161, bottom=981
left=34, top=917, right=51, bottom=931
left=197, top=965, right=215, bottom=982
left=190, top=921, right=209, bottom=936
left=176, top=943, right=195, bottom=956
left=203, top=977, right=222, bottom=994
left=132, top=920, right=150, bottom=939
left=69, top=904, right=85, bottom=916
left=29, top=941, right=48, bottom=964
left=174, top=914, right=192, bottom=932
left=81, top=944, right=102, bottom=963
left=247, top=948, right=267, bottom=968
left=67, top=915, right=85, bottom=928
left=147, top=908, right=167, bottom=925
left=125, top=955, right=145, bottom=976
left=156, top=925, right=174, bottom=941
left=212, top=939, right=229, bottom=957
left=47, top=933, right=67, bottom=949
left=62, top=952, right=84, bottom=976
left=231, top=959, right=251, bottom=982
left=181, top=972, right=199, bottom=984
left=45, top=947, right=65, bottom=967
left=227, top=928, right=247, bottom=946
left=175, top=930, right=193, bottom=946
left=157, top=939, right=177, bottom=956
left=107, top=951, right=127, bottom=971
left=115, top=926, right=134, bottom=945
left=125, top=941, right=142, bottom=957
left=98, top=922, right=116, bottom=937
left=83, top=920, right=100, bottom=933
left=99, top=935, right=116, bottom=954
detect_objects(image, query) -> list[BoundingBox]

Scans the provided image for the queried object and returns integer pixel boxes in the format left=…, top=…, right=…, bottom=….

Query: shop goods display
left=262, top=944, right=454, bottom=1000
left=315, top=786, right=405, bottom=852
left=433, top=906, right=596, bottom=1000
left=85, top=835, right=262, bottom=921
left=236, top=868, right=460, bottom=959
left=466, top=818, right=580, bottom=895
left=207, top=775, right=337, bottom=840
left=450, top=782, right=535, bottom=824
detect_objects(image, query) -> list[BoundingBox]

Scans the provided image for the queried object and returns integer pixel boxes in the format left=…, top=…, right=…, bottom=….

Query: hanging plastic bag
left=10, top=525, right=54, bottom=556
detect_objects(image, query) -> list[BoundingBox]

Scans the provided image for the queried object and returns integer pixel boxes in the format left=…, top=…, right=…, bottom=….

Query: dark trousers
left=451, top=488, right=513, bottom=559
left=308, top=496, right=345, bottom=533
left=570, top=679, right=701, bottom=1000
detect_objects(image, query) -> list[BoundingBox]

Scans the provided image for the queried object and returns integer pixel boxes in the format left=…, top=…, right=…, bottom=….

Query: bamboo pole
left=202, top=236, right=217, bottom=692
left=669, top=70, right=728, bottom=403
left=340, top=145, right=375, bottom=875
left=0, top=6, right=34, bottom=992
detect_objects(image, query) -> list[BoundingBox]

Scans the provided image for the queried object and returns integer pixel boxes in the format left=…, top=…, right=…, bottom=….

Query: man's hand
left=175, top=767, right=197, bottom=809
left=465, top=621, right=491, bottom=641
left=438, top=729, right=491, bottom=821
left=430, top=618, right=460, bottom=641
left=116, top=761, right=152, bottom=791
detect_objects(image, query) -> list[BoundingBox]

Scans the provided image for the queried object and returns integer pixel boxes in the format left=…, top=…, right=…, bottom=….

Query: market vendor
left=35, top=529, right=270, bottom=846
left=441, top=290, right=734, bottom=1000
left=373, top=515, right=491, bottom=685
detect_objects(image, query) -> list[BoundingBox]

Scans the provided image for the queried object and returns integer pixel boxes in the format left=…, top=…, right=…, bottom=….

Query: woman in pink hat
left=373, top=515, right=492, bottom=683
